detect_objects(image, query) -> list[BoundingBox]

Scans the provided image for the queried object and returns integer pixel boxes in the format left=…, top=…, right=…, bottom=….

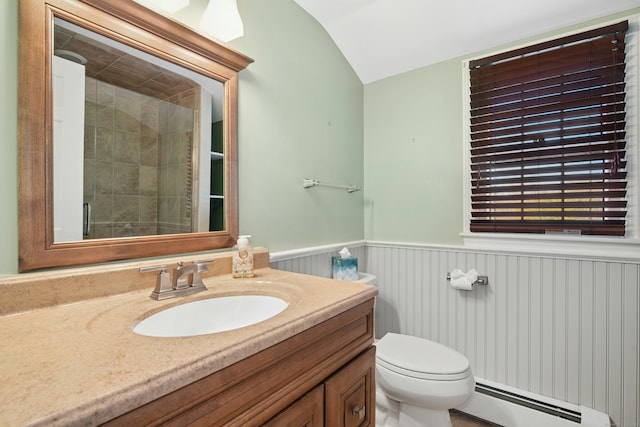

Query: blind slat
left=471, top=160, right=626, bottom=179
left=470, top=93, right=625, bottom=126
left=471, top=138, right=626, bottom=165
left=473, top=172, right=627, bottom=189
left=472, top=200, right=627, bottom=210
left=471, top=112, right=626, bottom=142
left=470, top=221, right=625, bottom=236
left=471, top=189, right=627, bottom=202
left=469, top=21, right=628, bottom=68
left=471, top=83, right=626, bottom=118
left=471, top=103, right=623, bottom=133
left=471, top=180, right=627, bottom=195
left=470, top=68, right=626, bottom=110
left=470, top=46, right=626, bottom=93
left=471, top=211, right=627, bottom=219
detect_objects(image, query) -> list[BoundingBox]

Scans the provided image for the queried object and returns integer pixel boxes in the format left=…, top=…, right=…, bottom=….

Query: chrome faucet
left=173, top=261, right=209, bottom=290
left=139, top=259, right=213, bottom=300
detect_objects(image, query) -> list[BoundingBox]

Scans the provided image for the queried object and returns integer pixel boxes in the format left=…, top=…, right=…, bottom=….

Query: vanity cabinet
left=264, top=385, right=325, bottom=426
left=325, top=347, right=375, bottom=427
left=103, top=299, right=375, bottom=426
left=267, top=346, right=375, bottom=427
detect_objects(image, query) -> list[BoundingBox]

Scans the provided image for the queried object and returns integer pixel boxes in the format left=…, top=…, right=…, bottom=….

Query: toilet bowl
left=375, top=332, right=475, bottom=427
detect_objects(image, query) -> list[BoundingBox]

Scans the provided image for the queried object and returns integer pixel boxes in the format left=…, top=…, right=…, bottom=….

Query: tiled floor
left=450, top=410, right=501, bottom=426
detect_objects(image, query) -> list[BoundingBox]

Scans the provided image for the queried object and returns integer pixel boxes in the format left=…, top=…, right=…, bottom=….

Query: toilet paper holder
left=446, top=272, right=488, bottom=287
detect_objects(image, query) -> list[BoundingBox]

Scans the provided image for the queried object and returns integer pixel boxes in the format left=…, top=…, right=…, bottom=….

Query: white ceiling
left=294, top=0, right=640, bottom=84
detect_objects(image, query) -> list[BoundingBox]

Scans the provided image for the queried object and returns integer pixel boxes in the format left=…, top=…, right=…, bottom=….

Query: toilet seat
left=376, top=333, right=471, bottom=381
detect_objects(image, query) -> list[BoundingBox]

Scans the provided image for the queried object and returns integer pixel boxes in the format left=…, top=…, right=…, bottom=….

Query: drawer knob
left=352, top=405, right=366, bottom=420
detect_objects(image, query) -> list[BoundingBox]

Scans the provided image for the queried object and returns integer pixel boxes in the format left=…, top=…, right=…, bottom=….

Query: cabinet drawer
left=325, top=347, right=376, bottom=427
left=265, top=385, right=324, bottom=427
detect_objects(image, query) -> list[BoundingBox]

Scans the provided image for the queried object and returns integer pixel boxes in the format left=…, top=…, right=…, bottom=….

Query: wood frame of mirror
left=18, top=0, right=253, bottom=272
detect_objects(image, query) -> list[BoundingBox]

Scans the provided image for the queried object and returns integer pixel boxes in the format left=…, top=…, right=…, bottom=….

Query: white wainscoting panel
left=271, top=241, right=639, bottom=427
left=270, top=243, right=367, bottom=278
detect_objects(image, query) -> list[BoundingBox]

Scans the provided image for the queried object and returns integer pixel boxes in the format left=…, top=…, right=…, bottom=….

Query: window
left=468, top=21, right=629, bottom=237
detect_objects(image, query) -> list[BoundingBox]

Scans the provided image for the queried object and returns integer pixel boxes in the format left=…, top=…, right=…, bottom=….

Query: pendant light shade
left=200, top=0, right=244, bottom=42
left=134, top=0, right=190, bottom=14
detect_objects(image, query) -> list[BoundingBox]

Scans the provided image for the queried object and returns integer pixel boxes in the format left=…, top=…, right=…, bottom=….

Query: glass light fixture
left=134, top=0, right=190, bottom=14
left=200, top=0, right=244, bottom=42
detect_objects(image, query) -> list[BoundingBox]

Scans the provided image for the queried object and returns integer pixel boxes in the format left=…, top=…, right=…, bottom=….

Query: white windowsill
left=461, top=232, right=640, bottom=262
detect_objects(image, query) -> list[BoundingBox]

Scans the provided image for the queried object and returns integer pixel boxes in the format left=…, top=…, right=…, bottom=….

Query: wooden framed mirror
left=18, top=0, right=253, bottom=272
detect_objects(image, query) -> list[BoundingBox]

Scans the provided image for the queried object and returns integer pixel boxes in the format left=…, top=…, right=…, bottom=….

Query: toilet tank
left=354, top=272, right=377, bottom=285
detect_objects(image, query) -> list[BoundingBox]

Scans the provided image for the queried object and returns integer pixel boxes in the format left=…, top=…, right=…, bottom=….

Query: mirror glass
left=52, top=18, right=224, bottom=243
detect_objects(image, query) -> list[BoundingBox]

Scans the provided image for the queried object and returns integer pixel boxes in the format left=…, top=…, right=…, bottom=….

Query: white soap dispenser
left=232, top=235, right=254, bottom=278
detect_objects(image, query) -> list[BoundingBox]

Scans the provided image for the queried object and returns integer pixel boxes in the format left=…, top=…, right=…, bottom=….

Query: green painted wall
left=364, top=8, right=640, bottom=245
left=364, top=59, right=463, bottom=244
left=0, top=0, right=363, bottom=275
left=229, top=0, right=364, bottom=252
left=0, top=1, right=18, bottom=274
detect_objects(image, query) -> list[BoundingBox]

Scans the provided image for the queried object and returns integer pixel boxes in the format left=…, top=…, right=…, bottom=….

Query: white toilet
left=352, top=272, right=475, bottom=426
left=375, top=333, right=475, bottom=427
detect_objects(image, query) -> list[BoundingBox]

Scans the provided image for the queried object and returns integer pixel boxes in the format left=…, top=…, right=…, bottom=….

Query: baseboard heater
left=456, top=378, right=611, bottom=427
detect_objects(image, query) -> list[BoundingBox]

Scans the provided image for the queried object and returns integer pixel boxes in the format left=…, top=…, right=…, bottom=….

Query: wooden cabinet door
left=325, top=347, right=376, bottom=427
left=264, top=385, right=324, bottom=427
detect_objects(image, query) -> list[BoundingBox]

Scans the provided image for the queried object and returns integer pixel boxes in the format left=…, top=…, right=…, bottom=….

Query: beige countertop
left=0, top=267, right=377, bottom=426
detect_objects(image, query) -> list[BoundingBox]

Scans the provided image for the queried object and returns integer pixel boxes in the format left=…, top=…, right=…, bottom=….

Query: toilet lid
left=376, top=333, right=471, bottom=380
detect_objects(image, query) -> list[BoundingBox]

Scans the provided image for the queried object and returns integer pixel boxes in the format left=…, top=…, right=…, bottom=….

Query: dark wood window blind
left=469, top=21, right=628, bottom=236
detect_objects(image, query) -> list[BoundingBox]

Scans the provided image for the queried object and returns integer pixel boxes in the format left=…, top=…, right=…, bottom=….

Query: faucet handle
left=194, top=259, right=214, bottom=271
left=190, top=259, right=214, bottom=289
left=139, top=265, right=173, bottom=300
left=139, top=264, right=167, bottom=273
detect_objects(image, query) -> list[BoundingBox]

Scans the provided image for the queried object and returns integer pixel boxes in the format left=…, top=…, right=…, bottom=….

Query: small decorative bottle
left=232, top=235, right=254, bottom=278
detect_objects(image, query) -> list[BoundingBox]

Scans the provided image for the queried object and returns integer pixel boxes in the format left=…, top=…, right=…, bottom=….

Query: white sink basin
left=133, top=295, right=288, bottom=337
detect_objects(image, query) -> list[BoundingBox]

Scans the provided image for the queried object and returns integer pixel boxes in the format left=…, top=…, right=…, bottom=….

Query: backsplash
left=0, top=249, right=270, bottom=316
left=271, top=241, right=639, bottom=427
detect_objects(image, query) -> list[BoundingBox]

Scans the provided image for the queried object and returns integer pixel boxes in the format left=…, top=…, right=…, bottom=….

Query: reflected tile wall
left=157, top=87, right=196, bottom=235
left=83, top=78, right=194, bottom=238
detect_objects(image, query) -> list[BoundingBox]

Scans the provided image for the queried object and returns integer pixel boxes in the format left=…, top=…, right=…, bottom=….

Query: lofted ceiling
left=294, top=0, right=640, bottom=84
